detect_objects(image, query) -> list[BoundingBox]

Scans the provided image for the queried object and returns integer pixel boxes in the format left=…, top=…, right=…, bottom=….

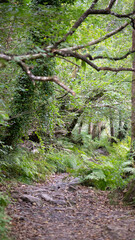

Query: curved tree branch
left=0, top=52, right=48, bottom=61
left=53, top=0, right=109, bottom=49
left=111, top=11, right=135, bottom=18
left=0, top=0, right=135, bottom=94
left=18, top=61, right=75, bottom=96
left=53, top=1, right=134, bottom=49
left=99, top=66, right=135, bottom=72
left=60, top=21, right=130, bottom=52
left=53, top=49, right=100, bottom=71
left=55, top=55, right=80, bottom=67
left=53, top=49, right=135, bottom=73
left=87, top=50, right=135, bottom=61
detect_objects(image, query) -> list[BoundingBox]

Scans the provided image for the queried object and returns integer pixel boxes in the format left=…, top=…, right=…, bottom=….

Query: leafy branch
left=0, top=0, right=135, bottom=94
left=62, top=21, right=130, bottom=51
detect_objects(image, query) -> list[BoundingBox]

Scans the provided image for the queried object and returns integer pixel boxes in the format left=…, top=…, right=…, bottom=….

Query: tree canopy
left=0, top=0, right=134, bottom=93
left=0, top=0, right=135, bottom=175
left=0, top=0, right=134, bottom=145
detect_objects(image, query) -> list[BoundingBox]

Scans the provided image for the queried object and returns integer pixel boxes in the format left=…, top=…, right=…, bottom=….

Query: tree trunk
left=131, top=0, right=135, bottom=160
left=66, top=91, right=104, bottom=137
left=92, top=123, right=98, bottom=140
left=66, top=109, right=83, bottom=137
left=88, top=122, right=92, bottom=135
left=117, top=109, right=123, bottom=140
left=122, top=0, right=135, bottom=204
left=110, top=111, right=115, bottom=144
left=78, top=120, right=83, bottom=134
left=98, top=122, right=103, bottom=140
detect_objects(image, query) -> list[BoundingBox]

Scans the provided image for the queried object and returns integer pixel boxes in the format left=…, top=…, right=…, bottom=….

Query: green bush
left=1, top=135, right=134, bottom=191
left=0, top=147, right=51, bottom=182
left=46, top=148, right=81, bottom=173
left=0, top=193, right=10, bottom=240
left=70, top=138, right=133, bottom=190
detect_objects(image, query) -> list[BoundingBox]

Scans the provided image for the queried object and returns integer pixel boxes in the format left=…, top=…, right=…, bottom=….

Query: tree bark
left=78, top=120, right=83, bottom=134
left=117, top=109, right=123, bottom=140
left=110, top=110, right=115, bottom=143
left=92, top=123, right=98, bottom=140
left=88, top=122, right=92, bottom=135
left=131, top=0, right=135, bottom=159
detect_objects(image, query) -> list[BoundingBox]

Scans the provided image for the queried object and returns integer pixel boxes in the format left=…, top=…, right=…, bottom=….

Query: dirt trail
left=7, top=174, right=135, bottom=240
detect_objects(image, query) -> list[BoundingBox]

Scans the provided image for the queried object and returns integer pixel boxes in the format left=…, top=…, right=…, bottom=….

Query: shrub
left=70, top=138, right=133, bottom=190
left=0, top=193, right=10, bottom=240
left=0, top=147, right=51, bottom=182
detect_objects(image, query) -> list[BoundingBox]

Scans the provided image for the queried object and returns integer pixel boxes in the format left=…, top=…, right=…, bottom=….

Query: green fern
left=84, top=169, right=106, bottom=181
left=0, top=194, right=10, bottom=240
left=70, top=138, right=132, bottom=190
left=123, top=167, right=135, bottom=174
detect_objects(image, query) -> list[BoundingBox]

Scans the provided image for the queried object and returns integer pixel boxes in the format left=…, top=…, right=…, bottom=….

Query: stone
left=21, top=194, right=41, bottom=205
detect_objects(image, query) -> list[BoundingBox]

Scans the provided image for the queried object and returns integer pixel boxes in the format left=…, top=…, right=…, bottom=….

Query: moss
left=123, top=179, right=135, bottom=205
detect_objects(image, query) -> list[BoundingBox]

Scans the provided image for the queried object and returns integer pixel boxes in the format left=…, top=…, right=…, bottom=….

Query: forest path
left=7, top=173, right=135, bottom=240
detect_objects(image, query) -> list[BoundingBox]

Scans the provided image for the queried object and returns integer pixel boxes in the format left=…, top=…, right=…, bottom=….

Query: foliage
left=33, top=0, right=76, bottom=6
left=69, top=137, right=133, bottom=190
left=32, top=135, right=135, bottom=191
left=0, top=0, right=132, bottom=146
left=0, top=193, right=10, bottom=240
left=0, top=0, right=134, bottom=201
left=0, top=147, right=52, bottom=182
left=3, top=74, right=35, bottom=147
left=45, top=145, right=82, bottom=172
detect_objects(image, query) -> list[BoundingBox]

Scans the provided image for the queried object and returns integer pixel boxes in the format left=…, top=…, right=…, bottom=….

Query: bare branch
left=61, top=21, right=129, bottom=52
left=92, top=104, right=119, bottom=109
left=90, top=50, right=135, bottom=61
left=1, top=1, right=135, bottom=97
left=0, top=52, right=48, bottom=61
left=52, top=48, right=135, bottom=73
left=55, top=55, right=80, bottom=67
left=53, top=5, right=109, bottom=48
left=18, top=61, right=75, bottom=96
left=53, top=1, right=134, bottom=50
left=107, top=0, right=117, bottom=10
left=100, top=66, right=135, bottom=72
left=70, top=51, right=100, bottom=71
left=53, top=49, right=100, bottom=71
left=53, top=49, right=135, bottom=73
left=90, top=0, right=99, bottom=9
left=0, top=53, right=12, bottom=61
left=1, top=46, right=135, bottom=81
left=56, top=93, right=68, bottom=100
left=111, top=11, right=135, bottom=18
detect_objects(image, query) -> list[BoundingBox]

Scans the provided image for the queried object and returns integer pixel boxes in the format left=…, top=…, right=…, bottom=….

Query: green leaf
left=122, top=161, right=133, bottom=167
left=75, top=58, right=79, bottom=63
left=84, top=169, right=106, bottom=181
left=81, top=60, right=86, bottom=70
left=123, top=167, right=135, bottom=174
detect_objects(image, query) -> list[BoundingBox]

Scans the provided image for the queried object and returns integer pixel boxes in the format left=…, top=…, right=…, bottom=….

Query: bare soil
left=6, top=174, right=135, bottom=240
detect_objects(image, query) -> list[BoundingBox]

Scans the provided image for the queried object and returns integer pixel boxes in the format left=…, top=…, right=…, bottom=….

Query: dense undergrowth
left=0, top=134, right=135, bottom=239
left=1, top=134, right=134, bottom=188
left=50, top=135, right=135, bottom=190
